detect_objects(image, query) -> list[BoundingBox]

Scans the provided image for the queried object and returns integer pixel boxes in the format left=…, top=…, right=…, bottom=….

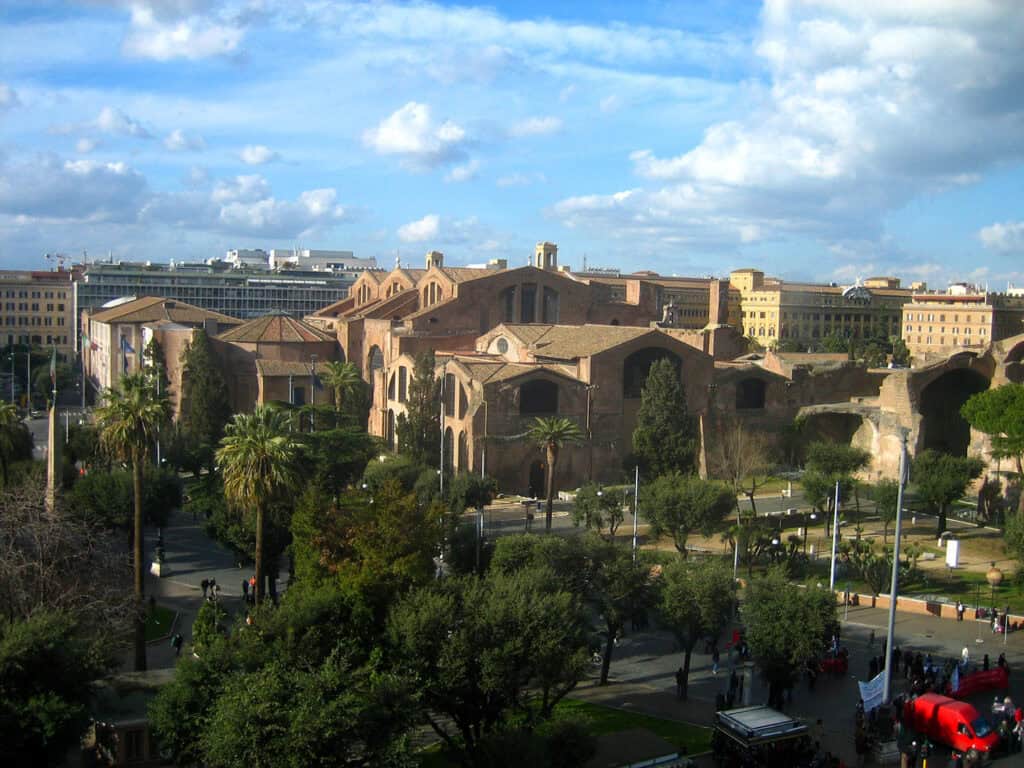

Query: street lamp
left=986, top=562, right=1003, bottom=616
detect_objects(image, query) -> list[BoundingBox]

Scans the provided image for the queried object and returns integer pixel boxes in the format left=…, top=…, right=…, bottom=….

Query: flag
left=49, top=346, right=57, bottom=392
left=81, top=331, right=98, bottom=352
left=120, top=335, right=135, bottom=375
left=309, top=366, right=324, bottom=390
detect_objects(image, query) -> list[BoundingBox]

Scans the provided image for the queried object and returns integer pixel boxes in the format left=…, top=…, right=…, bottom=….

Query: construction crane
left=44, top=252, right=66, bottom=271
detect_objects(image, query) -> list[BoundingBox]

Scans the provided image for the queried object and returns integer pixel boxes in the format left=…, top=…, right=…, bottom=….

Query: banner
left=858, top=670, right=886, bottom=713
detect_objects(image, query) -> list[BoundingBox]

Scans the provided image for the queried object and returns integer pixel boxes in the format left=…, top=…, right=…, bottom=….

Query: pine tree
left=396, top=351, right=441, bottom=466
left=631, top=358, right=696, bottom=476
left=180, top=329, right=230, bottom=471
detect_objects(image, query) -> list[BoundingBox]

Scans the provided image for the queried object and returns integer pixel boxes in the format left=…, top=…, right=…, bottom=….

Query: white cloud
left=239, top=144, right=280, bottom=165
left=398, top=214, right=440, bottom=243
left=164, top=128, right=206, bottom=151
left=363, top=102, right=469, bottom=169
left=96, top=106, right=152, bottom=138
left=553, top=1, right=1024, bottom=256
left=599, top=95, right=621, bottom=114
left=979, top=221, right=1024, bottom=254
left=122, top=4, right=243, bottom=61
left=508, top=116, right=563, bottom=138
left=75, top=138, right=99, bottom=154
left=0, top=154, right=147, bottom=222
left=445, top=159, right=480, bottom=183
left=496, top=171, right=546, bottom=188
left=0, top=83, right=19, bottom=110
left=211, top=174, right=270, bottom=204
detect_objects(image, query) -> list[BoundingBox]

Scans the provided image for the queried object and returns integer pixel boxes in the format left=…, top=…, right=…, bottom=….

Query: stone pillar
left=45, top=404, right=60, bottom=512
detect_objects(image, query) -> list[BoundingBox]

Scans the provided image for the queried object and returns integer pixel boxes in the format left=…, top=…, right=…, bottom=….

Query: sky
left=1, top=1, right=1024, bottom=288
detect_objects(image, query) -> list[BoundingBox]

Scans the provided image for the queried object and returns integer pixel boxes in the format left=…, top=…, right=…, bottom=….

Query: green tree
left=0, top=610, right=112, bottom=767
left=585, top=538, right=654, bottom=685
left=303, top=425, right=377, bottom=498
left=447, top=471, right=497, bottom=516
left=871, top=479, right=900, bottom=545
left=32, top=360, right=75, bottom=403
left=144, top=336, right=171, bottom=397
left=180, top=329, right=231, bottom=472
left=963, top=384, right=1024, bottom=512
left=911, top=450, right=984, bottom=534
left=526, top=416, right=584, bottom=533
left=658, top=558, right=735, bottom=700
left=217, top=407, right=301, bottom=604
left=0, top=402, right=25, bottom=487
left=744, top=569, right=837, bottom=709
left=396, top=351, right=441, bottom=465
left=822, top=331, right=849, bottom=354
left=641, top=472, right=734, bottom=558
left=95, top=371, right=171, bottom=671
left=68, top=466, right=181, bottom=534
left=320, top=360, right=364, bottom=416
left=891, top=338, right=911, bottom=366
left=803, top=442, right=871, bottom=537
left=631, top=358, right=696, bottom=476
left=388, top=566, right=588, bottom=764
left=1004, top=510, right=1024, bottom=570
left=572, top=482, right=625, bottom=539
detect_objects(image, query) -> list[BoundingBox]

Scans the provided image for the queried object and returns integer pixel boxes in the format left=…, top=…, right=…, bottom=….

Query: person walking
left=712, top=647, right=720, bottom=676
left=201, top=578, right=209, bottom=599
left=675, top=667, right=685, bottom=700
left=241, top=578, right=249, bottom=601
left=171, top=633, right=183, bottom=657
left=957, top=600, right=965, bottom=622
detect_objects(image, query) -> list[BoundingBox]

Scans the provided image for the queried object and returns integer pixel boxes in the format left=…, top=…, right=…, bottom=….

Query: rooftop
left=89, top=296, right=241, bottom=326
left=216, top=311, right=335, bottom=343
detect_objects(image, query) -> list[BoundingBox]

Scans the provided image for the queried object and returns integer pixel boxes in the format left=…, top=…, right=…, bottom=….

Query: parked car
left=903, top=693, right=998, bottom=758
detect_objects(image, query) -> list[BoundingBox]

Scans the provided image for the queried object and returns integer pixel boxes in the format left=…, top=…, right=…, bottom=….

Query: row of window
left=3, top=302, right=65, bottom=312
left=1, top=290, right=68, bottom=299
left=3, top=334, right=69, bottom=345
left=1, top=316, right=66, bottom=327
left=913, top=336, right=983, bottom=347
left=907, top=312, right=990, bottom=323
left=905, top=325, right=986, bottom=336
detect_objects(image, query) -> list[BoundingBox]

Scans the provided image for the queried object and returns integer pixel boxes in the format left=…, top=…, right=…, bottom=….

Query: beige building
left=729, top=269, right=913, bottom=347
left=83, top=297, right=241, bottom=395
left=901, top=289, right=1024, bottom=362
left=0, top=269, right=75, bottom=353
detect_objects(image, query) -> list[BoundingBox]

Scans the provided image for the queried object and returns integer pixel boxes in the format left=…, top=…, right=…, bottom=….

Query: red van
left=903, top=694, right=999, bottom=756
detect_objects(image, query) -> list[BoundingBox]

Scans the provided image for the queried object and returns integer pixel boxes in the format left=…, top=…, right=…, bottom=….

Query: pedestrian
left=171, top=633, right=183, bottom=657
left=675, top=667, right=685, bottom=700
left=957, top=600, right=965, bottom=622
left=984, top=653, right=990, bottom=672
left=201, top=578, right=209, bottom=598
left=961, top=646, right=970, bottom=667
left=241, top=579, right=249, bottom=600
left=712, top=647, right=720, bottom=676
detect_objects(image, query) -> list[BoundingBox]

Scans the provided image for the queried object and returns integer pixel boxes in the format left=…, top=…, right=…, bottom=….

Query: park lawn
left=144, top=604, right=176, bottom=642
left=417, top=699, right=712, bottom=766
left=554, top=699, right=712, bottom=755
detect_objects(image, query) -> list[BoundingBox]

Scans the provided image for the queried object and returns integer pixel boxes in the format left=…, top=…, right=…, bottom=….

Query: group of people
left=956, top=599, right=1015, bottom=635
left=200, top=577, right=220, bottom=601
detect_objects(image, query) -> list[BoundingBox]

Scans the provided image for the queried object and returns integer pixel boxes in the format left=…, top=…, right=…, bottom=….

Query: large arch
left=519, top=379, right=559, bottom=415
left=458, top=430, right=468, bottom=471
left=443, top=427, right=454, bottom=472
left=622, top=347, right=682, bottom=399
left=1005, top=339, right=1024, bottom=383
left=735, top=377, right=767, bottom=410
left=918, top=368, right=989, bottom=456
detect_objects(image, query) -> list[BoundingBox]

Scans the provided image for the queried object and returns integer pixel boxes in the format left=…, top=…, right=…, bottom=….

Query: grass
left=416, top=698, right=712, bottom=766
left=144, top=604, right=176, bottom=642
left=554, top=699, right=712, bottom=755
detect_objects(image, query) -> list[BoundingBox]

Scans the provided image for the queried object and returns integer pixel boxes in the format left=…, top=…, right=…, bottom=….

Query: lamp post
left=987, top=562, right=1003, bottom=620
left=632, top=465, right=639, bottom=562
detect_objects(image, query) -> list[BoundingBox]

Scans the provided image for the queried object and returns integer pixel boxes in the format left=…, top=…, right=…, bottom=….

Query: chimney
left=426, top=250, right=444, bottom=269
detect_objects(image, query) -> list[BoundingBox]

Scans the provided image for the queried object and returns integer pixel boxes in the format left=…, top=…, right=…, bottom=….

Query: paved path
left=574, top=604, right=1024, bottom=765
left=129, top=505, right=289, bottom=670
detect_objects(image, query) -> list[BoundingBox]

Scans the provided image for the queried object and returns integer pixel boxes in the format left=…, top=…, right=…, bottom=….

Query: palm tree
left=95, top=372, right=170, bottom=671
left=526, top=416, right=584, bottom=532
left=0, top=401, right=21, bottom=487
left=216, top=407, right=301, bottom=605
left=320, top=361, right=363, bottom=415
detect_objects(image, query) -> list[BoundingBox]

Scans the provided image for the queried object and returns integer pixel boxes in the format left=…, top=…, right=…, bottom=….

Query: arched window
left=735, top=378, right=766, bottom=409
left=495, top=337, right=509, bottom=354
left=622, top=348, right=681, bottom=399
left=387, top=409, right=396, bottom=449
left=458, top=384, right=468, bottom=419
left=519, top=379, right=559, bottom=415
left=443, top=427, right=454, bottom=471
left=458, top=431, right=468, bottom=471
left=367, top=345, right=384, bottom=394
left=444, top=373, right=456, bottom=416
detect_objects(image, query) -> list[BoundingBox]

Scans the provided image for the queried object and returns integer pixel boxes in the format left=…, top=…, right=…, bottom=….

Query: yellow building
left=901, top=289, right=1024, bottom=362
left=0, top=269, right=75, bottom=353
left=729, top=269, right=913, bottom=347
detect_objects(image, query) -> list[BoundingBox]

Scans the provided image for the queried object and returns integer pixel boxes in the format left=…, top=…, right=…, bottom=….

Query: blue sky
left=1, top=1, right=1023, bottom=288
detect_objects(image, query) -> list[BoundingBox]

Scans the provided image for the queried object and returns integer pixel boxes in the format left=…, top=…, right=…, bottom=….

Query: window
left=501, top=287, right=515, bottom=323
left=520, top=284, right=537, bottom=323
left=398, top=366, right=407, bottom=402
left=495, top=337, right=509, bottom=354
left=444, top=373, right=456, bottom=416
left=519, top=379, right=558, bottom=415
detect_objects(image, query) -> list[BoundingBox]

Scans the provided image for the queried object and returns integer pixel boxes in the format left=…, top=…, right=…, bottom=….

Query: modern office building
left=901, top=286, right=1024, bottom=361
left=0, top=268, right=76, bottom=353
left=73, top=258, right=373, bottom=342
left=729, top=269, right=914, bottom=347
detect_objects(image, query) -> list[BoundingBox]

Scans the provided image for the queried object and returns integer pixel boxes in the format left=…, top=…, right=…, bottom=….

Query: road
left=23, top=408, right=89, bottom=460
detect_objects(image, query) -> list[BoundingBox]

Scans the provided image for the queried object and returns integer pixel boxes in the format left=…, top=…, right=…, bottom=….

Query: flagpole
left=829, top=480, right=841, bottom=592
left=882, top=432, right=909, bottom=705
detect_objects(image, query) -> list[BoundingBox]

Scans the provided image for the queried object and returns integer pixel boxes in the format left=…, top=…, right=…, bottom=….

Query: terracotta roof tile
left=255, top=360, right=320, bottom=377
left=216, top=311, right=335, bottom=343
left=90, top=296, right=241, bottom=326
